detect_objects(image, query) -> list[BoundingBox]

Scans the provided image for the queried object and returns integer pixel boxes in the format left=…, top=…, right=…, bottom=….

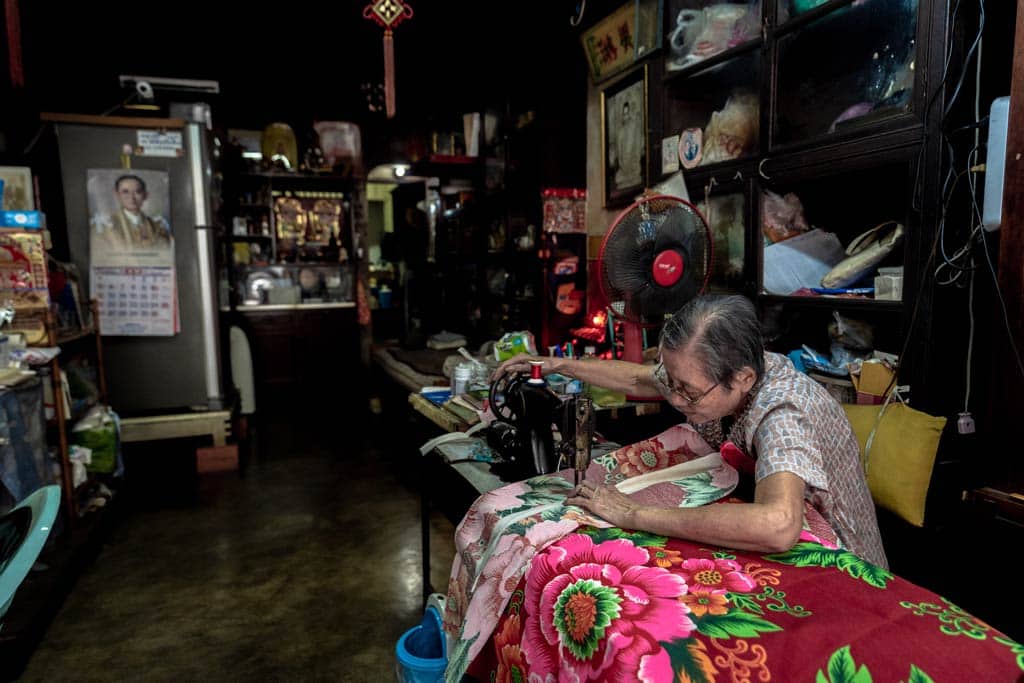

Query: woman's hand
left=566, top=480, right=640, bottom=529
left=490, top=353, right=563, bottom=382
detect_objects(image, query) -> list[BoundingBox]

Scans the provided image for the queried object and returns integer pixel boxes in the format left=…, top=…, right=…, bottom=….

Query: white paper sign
left=661, top=135, right=680, bottom=175
left=136, top=130, right=184, bottom=157
left=92, top=266, right=178, bottom=336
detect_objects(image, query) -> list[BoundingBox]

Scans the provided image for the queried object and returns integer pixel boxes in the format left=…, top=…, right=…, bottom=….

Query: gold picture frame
left=602, top=65, right=649, bottom=207
left=0, top=166, right=34, bottom=211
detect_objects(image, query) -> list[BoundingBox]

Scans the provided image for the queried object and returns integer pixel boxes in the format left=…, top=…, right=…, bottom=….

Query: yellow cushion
left=842, top=403, right=947, bottom=527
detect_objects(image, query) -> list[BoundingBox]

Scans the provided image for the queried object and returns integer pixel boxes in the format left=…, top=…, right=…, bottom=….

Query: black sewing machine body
left=487, top=373, right=593, bottom=482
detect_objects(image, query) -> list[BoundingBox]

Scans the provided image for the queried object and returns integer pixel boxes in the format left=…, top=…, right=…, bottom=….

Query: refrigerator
left=52, top=115, right=223, bottom=414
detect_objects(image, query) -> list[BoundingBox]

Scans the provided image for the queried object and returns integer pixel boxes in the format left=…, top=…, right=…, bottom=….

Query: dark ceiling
left=17, top=2, right=595, bottom=157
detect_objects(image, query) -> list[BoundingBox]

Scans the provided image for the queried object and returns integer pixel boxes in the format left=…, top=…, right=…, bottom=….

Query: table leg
left=421, top=478, right=433, bottom=606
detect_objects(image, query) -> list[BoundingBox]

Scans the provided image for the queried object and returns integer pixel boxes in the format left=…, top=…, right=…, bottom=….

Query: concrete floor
left=18, top=406, right=456, bottom=681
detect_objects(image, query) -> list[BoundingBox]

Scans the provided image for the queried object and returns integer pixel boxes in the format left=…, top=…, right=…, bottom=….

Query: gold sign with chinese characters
left=581, top=3, right=637, bottom=82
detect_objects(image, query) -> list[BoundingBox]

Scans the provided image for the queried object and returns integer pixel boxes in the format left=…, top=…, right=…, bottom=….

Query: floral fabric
left=473, top=532, right=1022, bottom=682
left=442, top=423, right=848, bottom=680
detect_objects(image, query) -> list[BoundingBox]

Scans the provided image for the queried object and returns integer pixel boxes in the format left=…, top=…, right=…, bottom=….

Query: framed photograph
left=634, top=0, right=664, bottom=60
left=581, top=2, right=636, bottom=83
left=86, top=169, right=173, bottom=268
left=0, top=166, right=34, bottom=210
left=602, top=65, right=649, bottom=207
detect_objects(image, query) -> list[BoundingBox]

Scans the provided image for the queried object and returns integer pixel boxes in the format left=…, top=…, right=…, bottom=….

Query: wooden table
left=120, top=410, right=233, bottom=446
left=408, top=392, right=472, bottom=433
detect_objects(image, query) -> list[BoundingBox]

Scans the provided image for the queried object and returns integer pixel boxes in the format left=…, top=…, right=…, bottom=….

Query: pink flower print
left=460, top=519, right=578, bottom=650
left=523, top=534, right=694, bottom=680
left=679, top=557, right=757, bottom=593
left=618, top=439, right=671, bottom=477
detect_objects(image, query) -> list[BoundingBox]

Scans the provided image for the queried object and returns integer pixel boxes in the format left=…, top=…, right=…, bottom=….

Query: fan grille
left=600, top=196, right=713, bottom=325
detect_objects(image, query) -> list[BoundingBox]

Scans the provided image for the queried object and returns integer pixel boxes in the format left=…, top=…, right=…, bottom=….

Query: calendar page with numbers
left=91, top=266, right=179, bottom=336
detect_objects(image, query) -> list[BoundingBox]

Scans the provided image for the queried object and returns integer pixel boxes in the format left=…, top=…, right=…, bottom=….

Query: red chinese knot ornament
left=363, top=0, right=414, bottom=119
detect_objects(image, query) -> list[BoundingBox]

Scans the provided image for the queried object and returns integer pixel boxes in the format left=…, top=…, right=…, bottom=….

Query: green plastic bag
left=72, top=406, right=120, bottom=474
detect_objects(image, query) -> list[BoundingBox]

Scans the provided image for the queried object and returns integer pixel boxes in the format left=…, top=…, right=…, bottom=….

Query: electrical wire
left=979, top=229, right=1024, bottom=381
left=964, top=261, right=974, bottom=412
left=99, top=92, right=139, bottom=117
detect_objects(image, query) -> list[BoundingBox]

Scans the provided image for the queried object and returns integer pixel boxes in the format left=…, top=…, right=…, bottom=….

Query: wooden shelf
left=238, top=171, right=361, bottom=186
left=758, top=293, right=903, bottom=312
left=662, top=39, right=762, bottom=84
left=229, top=234, right=273, bottom=242
left=679, top=159, right=758, bottom=190
left=56, top=326, right=98, bottom=345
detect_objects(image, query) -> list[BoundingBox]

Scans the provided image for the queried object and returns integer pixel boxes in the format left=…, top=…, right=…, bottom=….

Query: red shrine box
left=196, top=444, right=239, bottom=473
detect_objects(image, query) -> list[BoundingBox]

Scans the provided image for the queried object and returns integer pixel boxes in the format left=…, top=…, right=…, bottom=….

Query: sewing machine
left=487, top=364, right=594, bottom=483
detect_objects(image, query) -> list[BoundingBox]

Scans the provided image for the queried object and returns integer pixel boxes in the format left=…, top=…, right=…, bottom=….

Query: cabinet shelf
left=56, top=326, right=99, bottom=345
left=239, top=171, right=361, bottom=183
left=680, top=159, right=758, bottom=191
left=758, top=294, right=903, bottom=312
left=663, top=39, right=762, bottom=84
left=775, top=0, right=867, bottom=38
left=764, top=125, right=924, bottom=176
left=230, top=234, right=273, bottom=242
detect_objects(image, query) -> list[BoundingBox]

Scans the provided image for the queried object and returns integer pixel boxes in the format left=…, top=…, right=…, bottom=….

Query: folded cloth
left=427, top=330, right=468, bottom=350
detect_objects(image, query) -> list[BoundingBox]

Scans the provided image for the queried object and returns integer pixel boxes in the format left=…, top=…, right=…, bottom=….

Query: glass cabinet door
left=774, top=0, right=919, bottom=146
left=665, top=0, right=762, bottom=73
left=665, top=49, right=762, bottom=169
left=696, top=191, right=747, bottom=292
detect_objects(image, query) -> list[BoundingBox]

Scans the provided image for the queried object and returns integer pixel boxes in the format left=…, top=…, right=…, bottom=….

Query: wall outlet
left=957, top=412, right=976, bottom=434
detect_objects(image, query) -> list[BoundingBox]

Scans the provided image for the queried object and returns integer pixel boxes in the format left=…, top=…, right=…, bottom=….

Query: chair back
left=0, top=485, right=61, bottom=621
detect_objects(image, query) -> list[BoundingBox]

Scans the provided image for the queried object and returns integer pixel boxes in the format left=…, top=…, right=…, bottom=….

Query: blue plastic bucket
left=395, top=605, right=446, bottom=682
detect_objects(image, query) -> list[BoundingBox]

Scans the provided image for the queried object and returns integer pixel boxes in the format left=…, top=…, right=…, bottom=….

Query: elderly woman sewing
left=494, top=294, right=887, bottom=569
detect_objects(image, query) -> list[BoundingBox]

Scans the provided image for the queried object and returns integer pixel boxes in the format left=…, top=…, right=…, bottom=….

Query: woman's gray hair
left=659, top=295, right=764, bottom=389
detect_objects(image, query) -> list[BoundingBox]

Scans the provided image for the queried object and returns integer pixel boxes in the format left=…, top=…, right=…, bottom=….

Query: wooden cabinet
left=644, top=0, right=958, bottom=411
left=235, top=305, right=360, bottom=407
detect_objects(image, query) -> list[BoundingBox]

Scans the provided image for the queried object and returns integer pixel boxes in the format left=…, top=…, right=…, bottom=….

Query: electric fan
left=597, top=194, right=714, bottom=363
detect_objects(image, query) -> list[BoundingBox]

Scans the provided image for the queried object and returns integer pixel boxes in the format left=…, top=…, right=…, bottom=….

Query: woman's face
left=659, top=346, right=755, bottom=424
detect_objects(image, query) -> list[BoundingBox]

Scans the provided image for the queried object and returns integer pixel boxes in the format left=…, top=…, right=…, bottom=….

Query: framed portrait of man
left=87, top=169, right=173, bottom=268
left=602, top=65, right=649, bottom=207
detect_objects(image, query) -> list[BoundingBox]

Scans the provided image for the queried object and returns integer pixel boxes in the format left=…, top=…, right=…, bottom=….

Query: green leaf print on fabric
left=445, top=634, right=476, bottom=683
left=726, top=591, right=764, bottom=615
left=672, top=471, right=728, bottom=507
left=498, top=479, right=573, bottom=520
left=906, top=664, right=936, bottom=683
left=899, top=598, right=992, bottom=640
left=694, top=610, right=783, bottom=639
left=756, top=586, right=811, bottom=617
left=662, top=638, right=717, bottom=683
left=993, top=636, right=1024, bottom=671
left=764, top=543, right=893, bottom=588
left=579, top=526, right=668, bottom=547
left=816, top=645, right=872, bottom=683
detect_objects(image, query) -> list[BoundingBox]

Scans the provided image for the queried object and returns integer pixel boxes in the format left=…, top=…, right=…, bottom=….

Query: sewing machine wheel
left=489, top=374, right=523, bottom=424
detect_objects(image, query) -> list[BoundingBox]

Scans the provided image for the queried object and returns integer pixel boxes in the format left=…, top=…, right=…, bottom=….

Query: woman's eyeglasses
left=654, top=362, right=719, bottom=406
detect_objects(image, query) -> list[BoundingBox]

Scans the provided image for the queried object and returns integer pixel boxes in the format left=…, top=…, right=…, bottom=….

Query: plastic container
left=451, top=363, right=472, bottom=396
left=395, top=605, right=447, bottom=682
left=378, top=285, right=393, bottom=309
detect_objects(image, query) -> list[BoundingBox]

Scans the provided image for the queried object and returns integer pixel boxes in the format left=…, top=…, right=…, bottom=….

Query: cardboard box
left=851, top=360, right=895, bottom=404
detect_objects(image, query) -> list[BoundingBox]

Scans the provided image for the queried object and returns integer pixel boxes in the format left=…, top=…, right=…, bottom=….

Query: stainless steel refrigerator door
left=55, top=120, right=223, bottom=413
